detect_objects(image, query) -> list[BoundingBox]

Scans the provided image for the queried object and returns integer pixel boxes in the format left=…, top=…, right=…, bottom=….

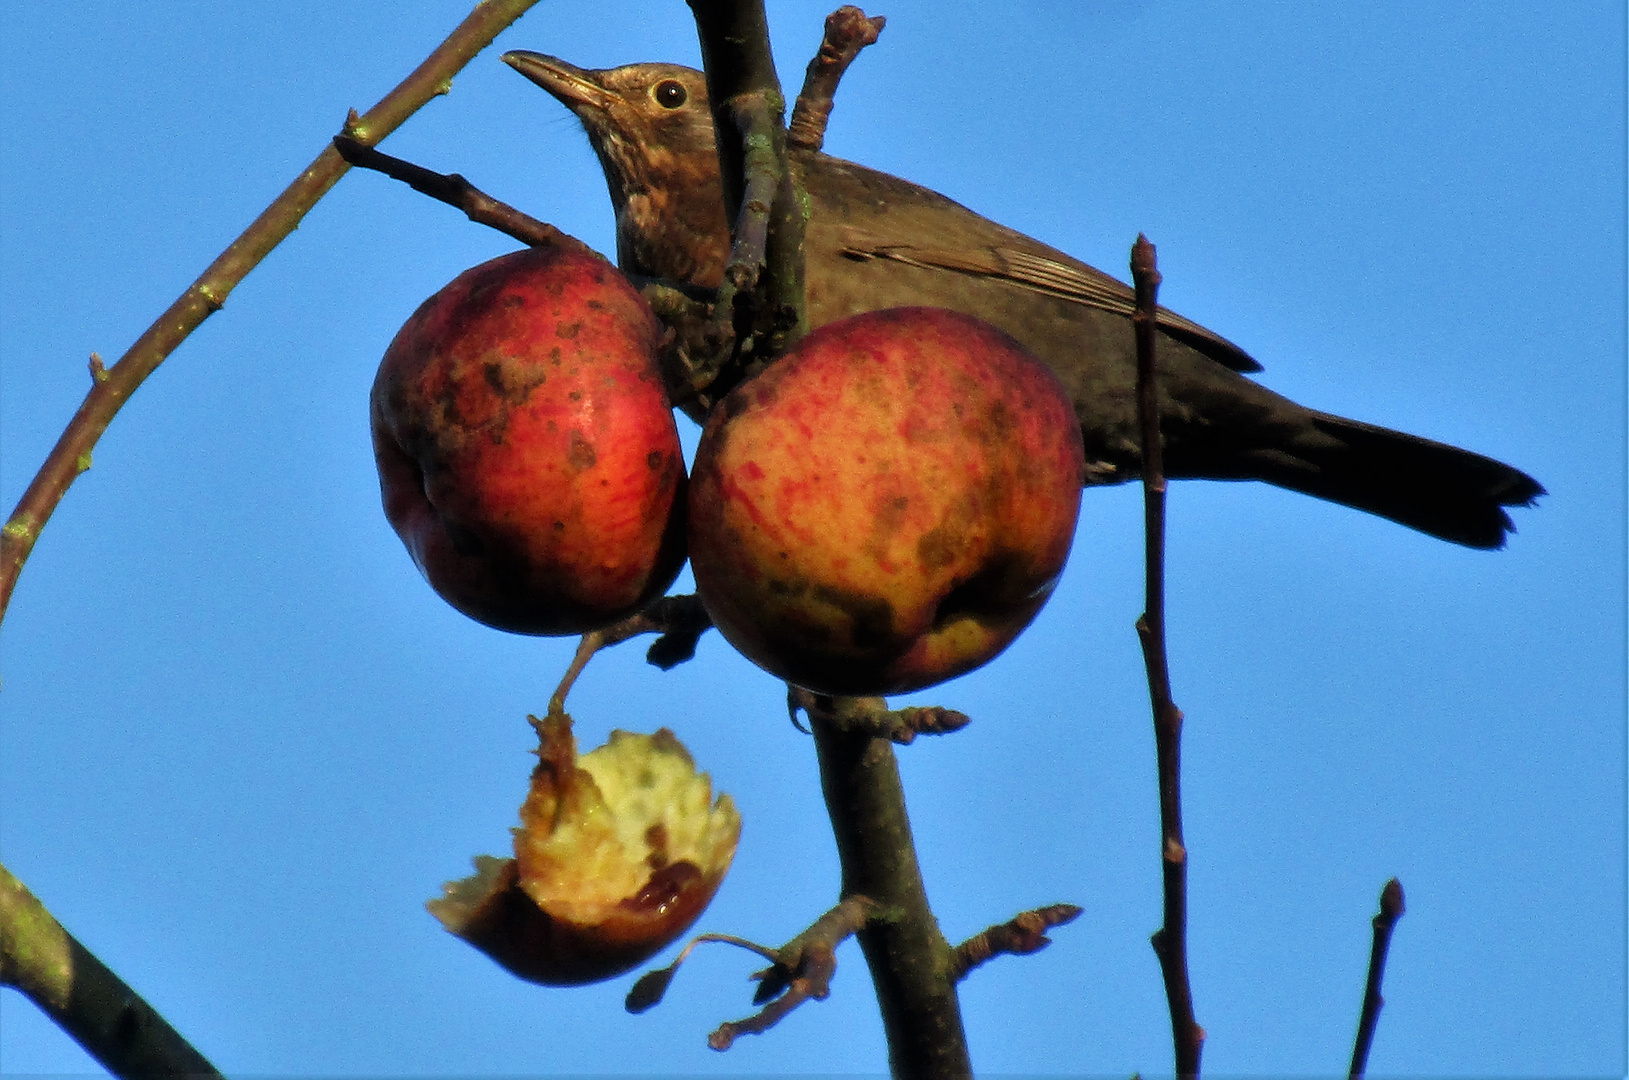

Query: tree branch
left=0, top=0, right=544, bottom=627
left=809, top=695, right=972, bottom=1079
left=788, top=687, right=969, bottom=744
left=787, top=6, right=887, bottom=152
left=1349, top=877, right=1405, bottom=1078
left=687, top=0, right=809, bottom=376
left=948, top=903, right=1082, bottom=983
left=1131, top=234, right=1204, bottom=1077
left=332, top=133, right=582, bottom=252
left=0, top=861, right=222, bottom=1079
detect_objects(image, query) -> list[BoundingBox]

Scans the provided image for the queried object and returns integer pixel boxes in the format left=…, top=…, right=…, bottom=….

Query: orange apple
left=688, top=307, right=1085, bottom=696
left=372, top=245, right=686, bottom=635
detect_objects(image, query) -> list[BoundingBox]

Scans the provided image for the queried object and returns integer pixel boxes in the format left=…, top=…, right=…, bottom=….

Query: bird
left=502, top=51, right=1542, bottom=549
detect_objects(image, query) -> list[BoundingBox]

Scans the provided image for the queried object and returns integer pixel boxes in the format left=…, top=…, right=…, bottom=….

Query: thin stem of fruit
left=548, top=631, right=606, bottom=716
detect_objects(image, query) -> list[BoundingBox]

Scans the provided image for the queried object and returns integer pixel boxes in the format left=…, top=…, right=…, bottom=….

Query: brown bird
left=503, top=51, right=1542, bottom=548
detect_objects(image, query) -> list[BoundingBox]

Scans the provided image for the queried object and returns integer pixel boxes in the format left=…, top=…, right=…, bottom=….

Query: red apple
left=688, top=307, right=1085, bottom=696
left=372, top=245, right=686, bottom=635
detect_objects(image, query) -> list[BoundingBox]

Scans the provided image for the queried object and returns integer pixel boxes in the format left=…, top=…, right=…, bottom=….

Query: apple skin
left=688, top=307, right=1086, bottom=696
left=371, top=245, right=686, bottom=635
left=428, top=715, right=739, bottom=987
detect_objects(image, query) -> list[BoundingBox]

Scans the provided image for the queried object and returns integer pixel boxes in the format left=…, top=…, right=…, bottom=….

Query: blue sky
left=1, top=2, right=1623, bottom=1076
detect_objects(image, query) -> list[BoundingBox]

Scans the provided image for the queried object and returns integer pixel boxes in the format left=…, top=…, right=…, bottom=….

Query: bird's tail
left=1239, top=413, right=1544, bottom=548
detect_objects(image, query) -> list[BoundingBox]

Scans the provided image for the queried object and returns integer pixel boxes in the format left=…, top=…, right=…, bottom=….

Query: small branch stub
left=332, top=135, right=582, bottom=253
left=949, top=903, right=1082, bottom=982
left=788, top=687, right=969, bottom=743
left=787, top=6, right=887, bottom=152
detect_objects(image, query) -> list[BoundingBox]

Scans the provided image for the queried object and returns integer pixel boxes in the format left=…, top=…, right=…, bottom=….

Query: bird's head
left=503, top=52, right=719, bottom=214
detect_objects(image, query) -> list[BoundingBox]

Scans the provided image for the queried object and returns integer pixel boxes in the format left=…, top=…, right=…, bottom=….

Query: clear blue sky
left=2, top=2, right=1623, bottom=1075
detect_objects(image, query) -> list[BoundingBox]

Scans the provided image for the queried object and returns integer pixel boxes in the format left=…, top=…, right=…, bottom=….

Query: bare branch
left=332, top=133, right=583, bottom=252
left=949, top=903, right=1083, bottom=982
left=1132, top=234, right=1205, bottom=1077
left=787, top=6, right=887, bottom=151
left=0, top=0, right=546, bottom=627
left=1, top=862, right=222, bottom=1079
left=788, top=687, right=969, bottom=744
left=1349, top=878, right=1406, bottom=1078
left=687, top=0, right=809, bottom=382
left=805, top=694, right=974, bottom=1078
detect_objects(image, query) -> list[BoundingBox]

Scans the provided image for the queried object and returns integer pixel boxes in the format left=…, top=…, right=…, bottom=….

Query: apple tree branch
left=0, top=0, right=546, bottom=628
left=1132, top=234, right=1205, bottom=1077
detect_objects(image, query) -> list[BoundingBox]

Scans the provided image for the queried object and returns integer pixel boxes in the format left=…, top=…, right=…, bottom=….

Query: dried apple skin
left=429, top=716, right=739, bottom=986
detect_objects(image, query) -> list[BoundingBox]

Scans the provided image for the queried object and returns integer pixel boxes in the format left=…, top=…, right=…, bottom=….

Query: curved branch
left=0, top=0, right=545, bottom=626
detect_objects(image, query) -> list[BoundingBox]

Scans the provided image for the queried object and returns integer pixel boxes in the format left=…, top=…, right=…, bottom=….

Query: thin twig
left=0, top=0, right=545, bottom=627
left=1131, top=234, right=1204, bottom=1077
left=0, top=862, right=223, bottom=1079
left=787, top=6, right=887, bottom=151
left=1349, top=878, right=1406, bottom=1078
left=332, top=133, right=583, bottom=252
left=948, top=903, right=1083, bottom=982
left=711, top=895, right=874, bottom=1049
left=329, top=135, right=729, bottom=416
left=788, top=687, right=969, bottom=744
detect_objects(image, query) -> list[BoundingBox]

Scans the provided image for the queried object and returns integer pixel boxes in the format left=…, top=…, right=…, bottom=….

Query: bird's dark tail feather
left=1247, top=413, right=1544, bottom=549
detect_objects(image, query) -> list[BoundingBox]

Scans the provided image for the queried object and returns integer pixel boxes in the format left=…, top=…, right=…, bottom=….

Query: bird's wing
left=833, top=230, right=1263, bottom=374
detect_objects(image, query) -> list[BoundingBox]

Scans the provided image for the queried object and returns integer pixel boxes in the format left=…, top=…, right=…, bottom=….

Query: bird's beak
left=502, top=51, right=613, bottom=115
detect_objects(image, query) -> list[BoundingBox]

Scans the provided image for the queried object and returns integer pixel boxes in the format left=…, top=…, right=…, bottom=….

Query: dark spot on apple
left=917, top=523, right=964, bottom=570
left=646, top=450, right=664, bottom=470
left=442, top=519, right=486, bottom=558
left=721, top=388, right=753, bottom=422
left=979, top=398, right=1016, bottom=441
left=557, top=321, right=582, bottom=340
left=586, top=299, right=604, bottom=310
left=483, top=362, right=506, bottom=396
left=502, top=294, right=525, bottom=309
left=809, top=583, right=894, bottom=650
left=933, top=553, right=1029, bottom=628
left=568, top=432, right=597, bottom=470
left=625, top=860, right=703, bottom=915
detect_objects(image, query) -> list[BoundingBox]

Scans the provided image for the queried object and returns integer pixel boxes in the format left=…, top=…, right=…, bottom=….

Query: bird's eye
left=653, top=80, right=687, bottom=109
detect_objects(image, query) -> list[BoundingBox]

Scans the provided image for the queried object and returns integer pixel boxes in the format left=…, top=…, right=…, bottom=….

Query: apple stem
left=546, top=631, right=607, bottom=716
left=1131, top=234, right=1206, bottom=1077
